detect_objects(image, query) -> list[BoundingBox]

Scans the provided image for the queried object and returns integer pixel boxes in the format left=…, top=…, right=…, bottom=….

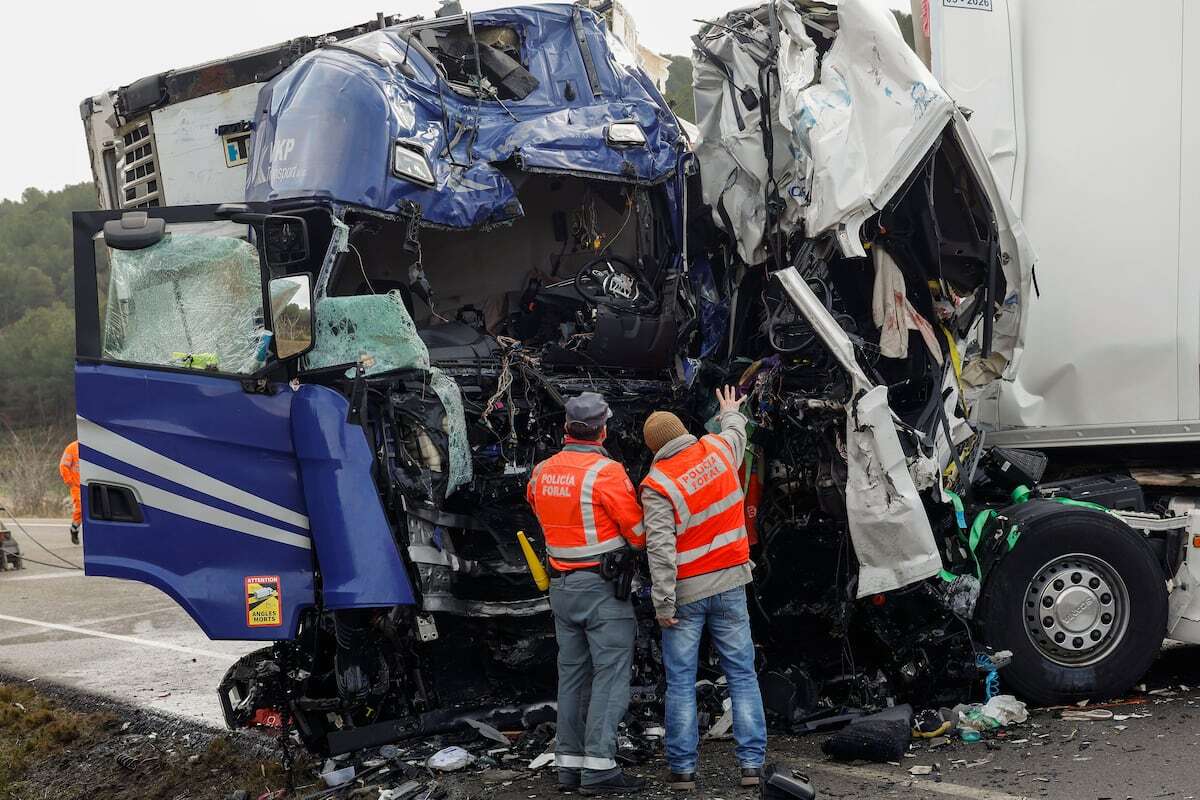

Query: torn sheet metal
left=246, top=4, right=683, bottom=228
left=779, top=0, right=955, bottom=250
left=692, top=2, right=815, bottom=266
left=694, top=0, right=954, bottom=261
left=775, top=265, right=942, bottom=595
left=846, top=385, right=943, bottom=597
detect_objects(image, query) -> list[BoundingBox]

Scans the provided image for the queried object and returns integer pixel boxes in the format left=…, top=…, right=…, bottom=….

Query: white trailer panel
left=933, top=0, right=1200, bottom=447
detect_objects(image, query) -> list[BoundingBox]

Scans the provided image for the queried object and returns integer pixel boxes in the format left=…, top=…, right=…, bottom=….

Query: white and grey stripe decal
left=555, top=754, right=618, bottom=771
left=78, top=417, right=309, bottom=530
left=677, top=526, right=747, bottom=565
left=578, top=459, right=613, bottom=546
left=81, top=460, right=311, bottom=551
left=706, top=433, right=736, bottom=466
left=648, top=467, right=691, bottom=527
left=687, top=486, right=744, bottom=527
left=546, top=538, right=625, bottom=559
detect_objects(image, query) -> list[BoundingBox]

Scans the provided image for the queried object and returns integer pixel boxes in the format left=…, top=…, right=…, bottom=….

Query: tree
left=0, top=264, right=56, bottom=328
left=664, top=55, right=696, bottom=123
left=0, top=304, right=77, bottom=427
left=0, top=183, right=96, bottom=430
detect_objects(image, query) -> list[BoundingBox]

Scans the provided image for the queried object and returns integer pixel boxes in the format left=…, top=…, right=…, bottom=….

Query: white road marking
left=807, top=763, right=1032, bottom=800
left=0, top=607, right=178, bottom=644
left=7, top=522, right=69, bottom=528
left=0, top=613, right=234, bottom=661
left=4, top=570, right=85, bottom=581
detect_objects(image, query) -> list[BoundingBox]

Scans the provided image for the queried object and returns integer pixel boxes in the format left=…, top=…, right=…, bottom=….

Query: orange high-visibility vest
left=641, top=434, right=749, bottom=580
left=527, top=443, right=645, bottom=571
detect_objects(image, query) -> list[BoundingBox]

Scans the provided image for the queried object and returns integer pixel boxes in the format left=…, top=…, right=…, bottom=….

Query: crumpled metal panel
left=246, top=4, right=683, bottom=228
left=776, top=265, right=941, bottom=595
left=694, top=0, right=954, bottom=263
left=103, top=234, right=264, bottom=374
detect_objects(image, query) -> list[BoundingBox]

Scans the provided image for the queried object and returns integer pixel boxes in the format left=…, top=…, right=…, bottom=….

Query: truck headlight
left=605, top=121, right=647, bottom=147
left=392, top=141, right=435, bottom=187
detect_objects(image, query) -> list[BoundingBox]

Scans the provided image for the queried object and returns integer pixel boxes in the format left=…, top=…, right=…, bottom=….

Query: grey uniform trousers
left=549, top=569, right=636, bottom=786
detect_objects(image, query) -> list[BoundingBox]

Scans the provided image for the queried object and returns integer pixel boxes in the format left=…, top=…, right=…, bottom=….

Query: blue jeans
left=661, top=586, right=767, bottom=773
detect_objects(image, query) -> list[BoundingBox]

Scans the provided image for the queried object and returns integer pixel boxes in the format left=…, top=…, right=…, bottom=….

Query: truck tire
left=978, top=504, right=1167, bottom=706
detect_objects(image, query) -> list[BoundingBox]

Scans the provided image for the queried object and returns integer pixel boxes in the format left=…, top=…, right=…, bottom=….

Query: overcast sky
left=0, top=0, right=909, bottom=202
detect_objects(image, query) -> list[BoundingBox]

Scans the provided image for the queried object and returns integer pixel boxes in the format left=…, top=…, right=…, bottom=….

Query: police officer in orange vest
left=641, top=387, right=766, bottom=791
left=526, top=392, right=647, bottom=796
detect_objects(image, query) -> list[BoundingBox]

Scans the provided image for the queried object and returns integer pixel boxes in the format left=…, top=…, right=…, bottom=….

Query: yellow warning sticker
left=245, top=575, right=282, bottom=628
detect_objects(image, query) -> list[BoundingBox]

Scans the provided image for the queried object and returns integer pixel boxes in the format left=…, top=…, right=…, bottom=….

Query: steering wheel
left=573, top=255, right=658, bottom=313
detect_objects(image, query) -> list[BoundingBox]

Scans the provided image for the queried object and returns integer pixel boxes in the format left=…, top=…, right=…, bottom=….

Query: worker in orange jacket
left=641, top=387, right=766, bottom=791
left=526, top=392, right=647, bottom=796
left=58, top=440, right=81, bottom=545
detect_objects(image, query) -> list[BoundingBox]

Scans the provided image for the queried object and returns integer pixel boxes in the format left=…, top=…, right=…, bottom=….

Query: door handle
left=87, top=483, right=144, bottom=523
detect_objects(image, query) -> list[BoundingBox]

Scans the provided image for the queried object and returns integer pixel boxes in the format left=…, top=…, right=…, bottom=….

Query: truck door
left=72, top=205, right=315, bottom=640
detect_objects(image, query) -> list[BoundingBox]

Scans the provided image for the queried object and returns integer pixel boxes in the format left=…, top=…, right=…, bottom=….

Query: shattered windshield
left=100, top=227, right=266, bottom=374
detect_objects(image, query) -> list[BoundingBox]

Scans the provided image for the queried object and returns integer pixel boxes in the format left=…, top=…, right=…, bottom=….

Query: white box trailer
left=927, top=0, right=1200, bottom=655
left=929, top=0, right=1200, bottom=449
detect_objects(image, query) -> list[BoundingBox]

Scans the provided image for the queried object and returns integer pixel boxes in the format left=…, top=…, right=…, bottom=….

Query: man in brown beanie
left=640, top=387, right=766, bottom=790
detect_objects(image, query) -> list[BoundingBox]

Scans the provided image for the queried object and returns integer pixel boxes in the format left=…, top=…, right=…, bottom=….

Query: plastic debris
left=320, top=764, right=356, bottom=787
left=761, top=764, right=817, bottom=800
left=528, top=751, right=556, bottom=770
left=1060, top=708, right=1114, bottom=721
left=377, top=782, right=423, bottom=800
left=909, top=765, right=934, bottom=776
left=955, top=695, right=1028, bottom=733
left=706, top=697, right=734, bottom=739
left=427, top=746, right=475, bottom=772
left=465, top=718, right=511, bottom=746
left=980, top=695, right=1028, bottom=726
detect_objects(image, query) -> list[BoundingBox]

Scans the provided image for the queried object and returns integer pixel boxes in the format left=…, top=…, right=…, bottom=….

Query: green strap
left=944, top=488, right=968, bottom=531
left=1011, top=485, right=1031, bottom=504
left=1051, top=497, right=1110, bottom=512
left=938, top=569, right=958, bottom=583
left=965, top=508, right=995, bottom=579
left=1006, top=524, right=1021, bottom=551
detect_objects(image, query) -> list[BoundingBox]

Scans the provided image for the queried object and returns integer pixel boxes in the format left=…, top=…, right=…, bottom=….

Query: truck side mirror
left=263, top=215, right=309, bottom=269
left=269, top=273, right=315, bottom=360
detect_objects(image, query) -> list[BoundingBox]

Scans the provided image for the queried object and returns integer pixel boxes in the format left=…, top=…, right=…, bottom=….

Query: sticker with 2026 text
left=944, top=0, right=993, bottom=10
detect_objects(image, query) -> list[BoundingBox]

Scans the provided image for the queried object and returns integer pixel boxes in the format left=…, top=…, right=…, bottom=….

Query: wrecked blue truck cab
left=73, top=4, right=693, bottom=751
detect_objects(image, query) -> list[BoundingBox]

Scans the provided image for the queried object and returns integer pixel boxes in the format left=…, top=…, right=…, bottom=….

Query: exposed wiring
left=349, top=243, right=375, bottom=294
left=12, top=555, right=81, bottom=571
left=598, top=191, right=635, bottom=256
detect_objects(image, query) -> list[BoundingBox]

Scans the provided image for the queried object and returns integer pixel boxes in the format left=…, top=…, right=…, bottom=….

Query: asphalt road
left=0, top=518, right=254, bottom=726
left=4, top=519, right=1200, bottom=799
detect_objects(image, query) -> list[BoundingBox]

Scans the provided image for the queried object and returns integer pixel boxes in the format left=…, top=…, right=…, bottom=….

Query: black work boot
left=740, top=767, right=764, bottom=787
left=558, top=769, right=582, bottom=792
left=667, top=772, right=696, bottom=791
left=580, top=772, right=646, bottom=795
left=69, top=524, right=80, bottom=545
